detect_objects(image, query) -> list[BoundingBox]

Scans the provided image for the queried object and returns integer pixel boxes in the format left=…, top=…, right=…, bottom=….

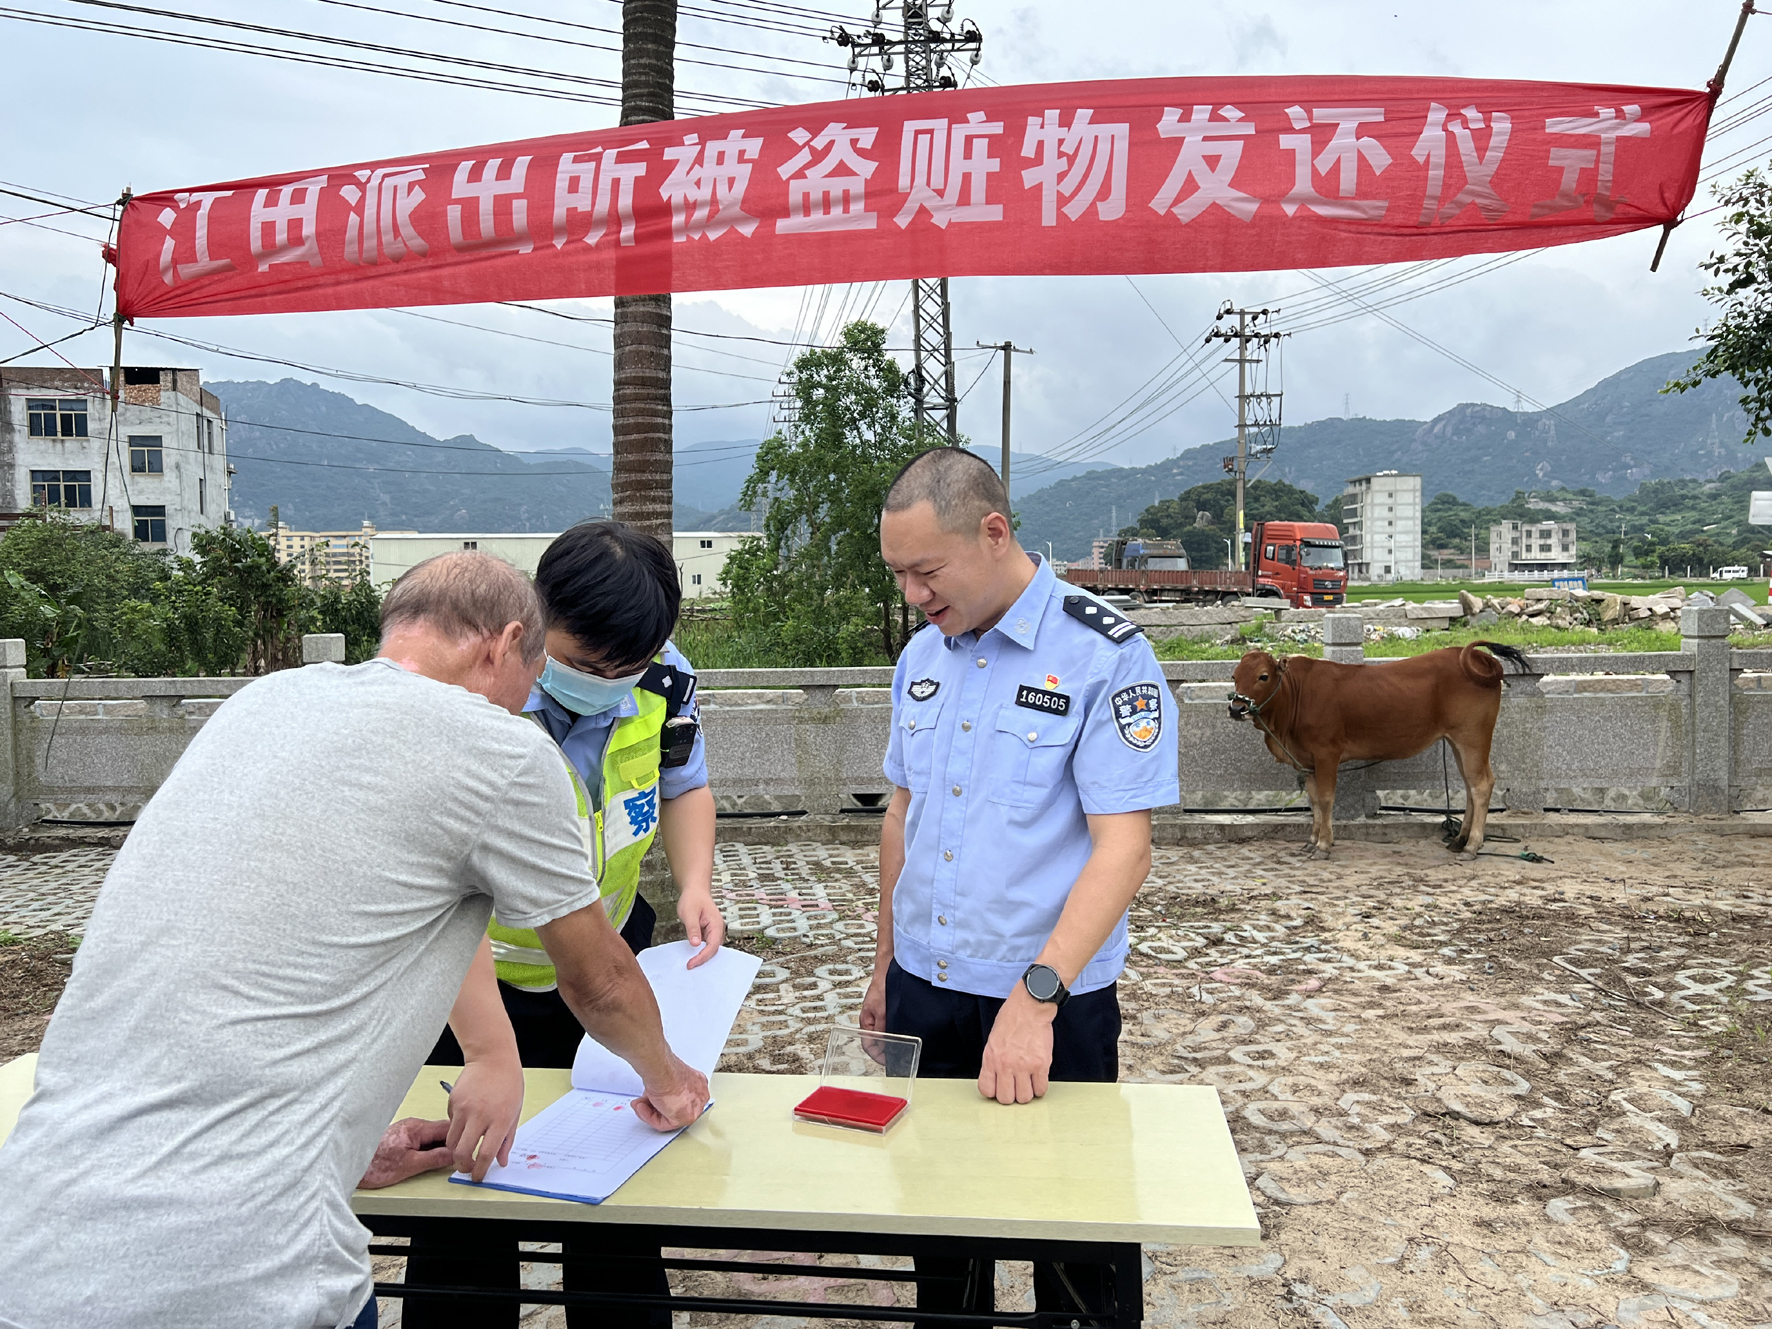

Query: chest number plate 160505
left=1014, top=684, right=1072, bottom=716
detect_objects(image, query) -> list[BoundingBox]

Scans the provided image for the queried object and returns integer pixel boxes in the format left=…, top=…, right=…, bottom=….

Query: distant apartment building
left=0, top=365, right=229, bottom=549
left=268, top=521, right=408, bottom=585
left=1340, top=471, right=1422, bottom=582
left=1490, top=520, right=1579, bottom=577
left=368, top=530, right=752, bottom=599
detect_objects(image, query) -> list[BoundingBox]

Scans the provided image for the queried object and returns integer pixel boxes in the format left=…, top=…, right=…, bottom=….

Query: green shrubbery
left=0, top=513, right=381, bottom=678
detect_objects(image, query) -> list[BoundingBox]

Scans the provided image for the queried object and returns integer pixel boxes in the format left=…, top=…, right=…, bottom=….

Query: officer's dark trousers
left=884, top=960, right=1122, bottom=1321
left=405, top=896, right=667, bottom=1329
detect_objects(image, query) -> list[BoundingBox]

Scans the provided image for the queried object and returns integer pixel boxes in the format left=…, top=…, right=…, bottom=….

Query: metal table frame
left=368, top=1215, right=1144, bottom=1329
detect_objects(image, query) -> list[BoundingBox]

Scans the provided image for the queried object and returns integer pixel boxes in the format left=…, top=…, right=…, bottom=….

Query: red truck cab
left=1252, top=521, right=1346, bottom=607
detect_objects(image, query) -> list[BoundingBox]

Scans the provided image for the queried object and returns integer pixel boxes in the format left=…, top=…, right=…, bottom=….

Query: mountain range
left=1013, top=351, right=1751, bottom=559
left=212, top=349, right=1755, bottom=560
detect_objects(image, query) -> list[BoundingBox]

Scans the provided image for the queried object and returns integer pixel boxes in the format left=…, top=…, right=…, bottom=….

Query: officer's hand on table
left=859, top=970, right=888, bottom=1036
left=446, top=1054, right=526, bottom=1182
left=678, top=888, right=727, bottom=969
left=359, top=1117, right=455, bottom=1189
left=632, top=1053, right=712, bottom=1131
left=978, top=988, right=1057, bottom=1105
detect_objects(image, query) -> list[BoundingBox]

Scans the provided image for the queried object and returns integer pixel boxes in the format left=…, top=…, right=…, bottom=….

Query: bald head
left=379, top=551, right=545, bottom=663
left=883, top=447, right=1009, bottom=535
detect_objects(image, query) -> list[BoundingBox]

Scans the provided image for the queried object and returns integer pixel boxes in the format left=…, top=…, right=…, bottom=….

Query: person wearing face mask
left=410, top=522, right=723, bottom=1329
left=428, top=519, right=724, bottom=1071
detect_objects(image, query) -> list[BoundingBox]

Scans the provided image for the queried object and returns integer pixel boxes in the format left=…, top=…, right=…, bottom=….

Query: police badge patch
left=1111, top=682, right=1164, bottom=752
left=907, top=678, right=940, bottom=702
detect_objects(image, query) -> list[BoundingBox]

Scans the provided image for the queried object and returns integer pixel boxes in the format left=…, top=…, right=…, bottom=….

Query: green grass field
left=1152, top=619, right=1711, bottom=662
left=1345, top=577, right=1770, bottom=606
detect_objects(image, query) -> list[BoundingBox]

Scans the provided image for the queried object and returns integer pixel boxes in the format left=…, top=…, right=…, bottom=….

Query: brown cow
left=1227, top=642, right=1529, bottom=857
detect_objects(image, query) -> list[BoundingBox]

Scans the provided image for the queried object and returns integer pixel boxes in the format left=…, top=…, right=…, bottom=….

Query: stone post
left=0, top=640, right=25, bottom=832
left=1681, top=605, right=1732, bottom=814
left=1322, top=612, right=1364, bottom=665
left=301, top=634, right=347, bottom=665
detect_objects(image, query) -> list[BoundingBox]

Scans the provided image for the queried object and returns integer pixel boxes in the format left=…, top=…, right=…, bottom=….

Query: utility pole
left=835, top=3, right=983, bottom=446
left=1204, top=303, right=1283, bottom=572
left=1470, top=524, right=1477, bottom=579
left=976, top=340, right=1032, bottom=501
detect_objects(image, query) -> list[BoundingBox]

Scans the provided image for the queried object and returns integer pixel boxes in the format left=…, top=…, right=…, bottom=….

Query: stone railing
left=0, top=608, right=1761, bottom=829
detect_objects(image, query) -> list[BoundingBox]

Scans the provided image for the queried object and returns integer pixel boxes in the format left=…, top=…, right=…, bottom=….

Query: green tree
left=724, top=321, right=928, bottom=665
left=1669, top=166, right=1772, bottom=440
left=182, top=526, right=308, bottom=674
left=304, top=573, right=384, bottom=664
left=1121, top=478, right=1324, bottom=569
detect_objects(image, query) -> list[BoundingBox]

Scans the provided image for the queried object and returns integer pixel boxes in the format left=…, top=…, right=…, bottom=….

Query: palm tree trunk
left=611, top=0, right=676, bottom=540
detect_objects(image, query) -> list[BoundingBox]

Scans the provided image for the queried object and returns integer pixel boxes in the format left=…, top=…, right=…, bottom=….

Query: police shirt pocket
left=900, top=701, right=942, bottom=790
left=988, top=709, right=1079, bottom=807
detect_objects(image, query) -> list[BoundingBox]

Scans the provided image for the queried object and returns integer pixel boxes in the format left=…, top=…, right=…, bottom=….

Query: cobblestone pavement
left=6, top=836, right=1769, bottom=1327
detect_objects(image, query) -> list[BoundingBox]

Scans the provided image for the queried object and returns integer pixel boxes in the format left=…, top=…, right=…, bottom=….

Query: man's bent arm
left=440, top=937, right=525, bottom=1181
left=536, top=903, right=710, bottom=1129
left=1032, top=809, right=1152, bottom=986
left=860, top=786, right=909, bottom=1032
left=977, top=809, right=1152, bottom=1105
left=659, top=784, right=725, bottom=966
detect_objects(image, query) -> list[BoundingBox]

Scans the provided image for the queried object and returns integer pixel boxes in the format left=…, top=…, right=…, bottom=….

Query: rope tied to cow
left=1228, top=658, right=1318, bottom=774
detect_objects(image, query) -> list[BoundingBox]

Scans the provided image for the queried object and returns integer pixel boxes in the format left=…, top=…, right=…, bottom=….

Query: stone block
left=1718, top=587, right=1757, bottom=609
left=1727, top=602, right=1765, bottom=629
left=1600, top=594, right=1624, bottom=625
left=1681, top=605, right=1731, bottom=640
left=301, top=633, right=347, bottom=665
left=0, top=639, right=24, bottom=669
left=1405, top=602, right=1461, bottom=619
left=1180, top=682, right=1236, bottom=704
left=1322, top=612, right=1363, bottom=647
left=1525, top=587, right=1570, bottom=601
left=1470, top=609, right=1498, bottom=625
left=1457, top=589, right=1481, bottom=617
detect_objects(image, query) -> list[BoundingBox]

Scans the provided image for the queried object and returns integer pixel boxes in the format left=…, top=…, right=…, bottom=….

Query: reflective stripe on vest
left=489, top=685, right=668, bottom=990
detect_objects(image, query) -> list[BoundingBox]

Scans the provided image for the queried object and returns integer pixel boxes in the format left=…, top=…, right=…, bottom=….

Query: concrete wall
left=0, top=607, right=1758, bottom=828
left=0, top=367, right=228, bottom=550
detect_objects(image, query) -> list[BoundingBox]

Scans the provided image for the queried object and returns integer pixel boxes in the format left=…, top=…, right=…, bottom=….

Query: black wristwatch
left=1022, top=963, right=1071, bottom=1009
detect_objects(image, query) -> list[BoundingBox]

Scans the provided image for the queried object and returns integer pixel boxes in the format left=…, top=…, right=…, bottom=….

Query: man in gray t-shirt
left=0, top=553, right=707, bottom=1329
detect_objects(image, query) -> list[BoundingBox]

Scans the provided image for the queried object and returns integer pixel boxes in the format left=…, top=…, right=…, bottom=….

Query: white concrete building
left=1490, top=520, right=1579, bottom=578
left=0, top=365, right=229, bottom=550
left=1340, top=471, right=1421, bottom=582
left=369, top=530, right=752, bottom=599
left=269, top=521, right=410, bottom=585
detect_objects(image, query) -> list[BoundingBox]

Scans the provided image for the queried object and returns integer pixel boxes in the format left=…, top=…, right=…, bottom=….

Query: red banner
left=115, top=75, right=1711, bottom=320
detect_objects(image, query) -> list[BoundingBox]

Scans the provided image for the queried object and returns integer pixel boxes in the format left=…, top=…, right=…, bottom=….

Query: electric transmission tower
left=833, top=3, right=983, bottom=445
left=1203, top=303, right=1285, bottom=572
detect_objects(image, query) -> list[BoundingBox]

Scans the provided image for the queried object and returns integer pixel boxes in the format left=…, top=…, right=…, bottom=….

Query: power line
left=301, top=0, right=847, bottom=85
left=0, top=290, right=774, bottom=413
left=0, top=3, right=767, bottom=112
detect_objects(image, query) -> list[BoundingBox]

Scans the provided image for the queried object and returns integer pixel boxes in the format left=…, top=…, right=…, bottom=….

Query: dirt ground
left=4, top=831, right=1770, bottom=1327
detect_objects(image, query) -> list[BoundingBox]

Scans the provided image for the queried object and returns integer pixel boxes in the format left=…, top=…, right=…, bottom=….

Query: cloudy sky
left=5, top=0, right=1769, bottom=476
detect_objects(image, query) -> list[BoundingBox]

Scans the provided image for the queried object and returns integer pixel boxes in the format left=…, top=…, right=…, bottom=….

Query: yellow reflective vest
left=487, top=685, right=668, bottom=990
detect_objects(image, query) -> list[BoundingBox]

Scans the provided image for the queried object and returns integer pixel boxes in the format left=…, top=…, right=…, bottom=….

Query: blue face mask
left=539, top=655, right=647, bottom=717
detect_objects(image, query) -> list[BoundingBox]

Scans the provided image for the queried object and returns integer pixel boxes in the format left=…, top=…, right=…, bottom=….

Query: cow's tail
left=1460, top=640, right=1530, bottom=685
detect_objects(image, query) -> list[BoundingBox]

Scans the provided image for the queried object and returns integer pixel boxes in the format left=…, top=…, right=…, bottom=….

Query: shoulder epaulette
left=637, top=661, right=696, bottom=717
left=1062, top=595, right=1144, bottom=644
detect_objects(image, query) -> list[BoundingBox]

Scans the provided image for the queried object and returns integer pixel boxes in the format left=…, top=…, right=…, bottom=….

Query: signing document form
left=455, top=941, right=762, bottom=1203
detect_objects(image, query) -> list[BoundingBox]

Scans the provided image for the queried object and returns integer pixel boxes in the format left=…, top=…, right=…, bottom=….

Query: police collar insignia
left=1111, top=682, right=1164, bottom=751
left=1015, top=683, right=1071, bottom=716
left=907, top=678, right=940, bottom=702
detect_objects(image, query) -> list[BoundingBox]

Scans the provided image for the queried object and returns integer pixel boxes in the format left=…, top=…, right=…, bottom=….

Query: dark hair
left=883, top=446, right=1010, bottom=534
left=380, top=551, right=545, bottom=662
left=535, top=521, right=681, bottom=670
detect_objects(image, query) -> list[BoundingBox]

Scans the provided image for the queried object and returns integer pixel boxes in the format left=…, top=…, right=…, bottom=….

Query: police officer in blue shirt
left=863, top=447, right=1178, bottom=1317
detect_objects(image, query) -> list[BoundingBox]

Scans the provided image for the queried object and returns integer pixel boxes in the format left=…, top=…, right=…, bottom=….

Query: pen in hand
left=440, top=1080, right=454, bottom=1095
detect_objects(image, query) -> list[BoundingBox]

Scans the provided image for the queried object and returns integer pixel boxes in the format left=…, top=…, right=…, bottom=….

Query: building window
left=462, top=540, right=478, bottom=550
left=132, top=504, right=167, bottom=544
left=27, top=398, right=88, bottom=439
left=699, top=538, right=713, bottom=549
left=206, top=418, right=216, bottom=453
left=30, top=469, right=93, bottom=509
left=129, top=438, right=164, bottom=474
left=123, top=367, right=160, bottom=386
left=199, top=477, right=206, bottom=515
left=691, top=573, right=703, bottom=586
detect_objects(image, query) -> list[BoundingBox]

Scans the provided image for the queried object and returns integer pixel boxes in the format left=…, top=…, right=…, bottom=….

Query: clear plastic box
left=792, top=1028, right=922, bottom=1133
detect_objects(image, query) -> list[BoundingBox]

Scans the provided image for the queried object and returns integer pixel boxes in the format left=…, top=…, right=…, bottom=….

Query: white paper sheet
left=569, top=941, right=763, bottom=1098
left=452, top=940, right=762, bottom=1203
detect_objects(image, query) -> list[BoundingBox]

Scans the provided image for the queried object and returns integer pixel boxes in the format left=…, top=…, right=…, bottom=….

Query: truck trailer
left=1063, top=520, right=1347, bottom=608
